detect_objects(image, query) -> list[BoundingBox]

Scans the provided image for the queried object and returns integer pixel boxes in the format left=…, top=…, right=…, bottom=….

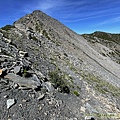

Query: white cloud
left=97, top=16, right=120, bottom=26
left=38, top=0, right=57, bottom=10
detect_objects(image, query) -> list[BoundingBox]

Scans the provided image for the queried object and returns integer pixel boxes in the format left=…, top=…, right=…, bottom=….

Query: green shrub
left=84, top=73, right=120, bottom=97
left=23, top=67, right=31, bottom=78
left=1, top=25, right=15, bottom=31
left=48, top=70, right=70, bottom=93
left=42, top=30, right=51, bottom=40
left=73, top=90, right=79, bottom=96
left=32, top=36, right=38, bottom=40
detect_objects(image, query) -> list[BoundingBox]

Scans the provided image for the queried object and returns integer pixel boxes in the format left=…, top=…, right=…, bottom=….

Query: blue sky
left=0, top=0, right=120, bottom=34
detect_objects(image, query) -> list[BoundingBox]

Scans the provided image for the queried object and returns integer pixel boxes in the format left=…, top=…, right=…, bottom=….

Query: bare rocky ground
left=0, top=10, right=120, bottom=120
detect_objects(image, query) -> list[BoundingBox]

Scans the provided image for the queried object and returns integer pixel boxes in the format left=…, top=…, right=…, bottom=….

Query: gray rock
left=32, top=74, right=41, bottom=84
left=4, top=73, right=41, bottom=90
left=19, top=51, right=28, bottom=57
left=0, top=32, right=3, bottom=38
left=85, top=116, right=96, bottom=120
left=22, top=58, right=31, bottom=68
left=0, top=69, right=2, bottom=76
left=85, top=103, right=98, bottom=114
left=44, top=82, right=54, bottom=92
left=13, top=83, right=19, bottom=89
left=0, top=68, right=7, bottom=77
left=14, top=66, right=21, bottom=74
left=37, top=93, right=45, bottom=100
left=7, top=99, right=15, bottom=109
left=4, top=95, right=8, bottom=98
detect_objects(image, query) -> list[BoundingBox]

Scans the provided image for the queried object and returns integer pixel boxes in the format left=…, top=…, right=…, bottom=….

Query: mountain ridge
left=13, top=10, right=120, bottom=82
left=0, top=10, right=120, bottom=120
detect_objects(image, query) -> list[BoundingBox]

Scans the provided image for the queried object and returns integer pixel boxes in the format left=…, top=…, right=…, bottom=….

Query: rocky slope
left=82, top=31, right=120, bottom=64
left=0, top=10, right=120, bottom=120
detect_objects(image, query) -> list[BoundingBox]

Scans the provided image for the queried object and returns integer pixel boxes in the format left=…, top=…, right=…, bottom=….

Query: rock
left=34, top=70, right=46, bottom=79
left=14, top=66, right=21, bottom=74
left=0, top=32, right=3, bottom=38
left=39, top=106, right=42, bottom=110
left=80, top=106, right=85, bottom=113
left=4, top=73, right=41, bottom=90
left=4, top=38, right=12, bottom=43
left=69, top=118, right=78, bottom=120
left=0, top=68, right=7, bottom=77
left=19, top=51, right=28, bottom=57
left=85, top=103, right=98, bottom=114
left=84, top=116, right=96, bottom=120
left=7, top=99, right=15, bottom=109
left=13, top=83, right=19, bottom=89
left=0, top=69, right=2, bottom=76
left=32, top=74, right=41, bottom=84
left=8, top=118, right=12, bottom=120
left=22, top=58, right=31, bottom=68
left=22, top=99, right=27, bottom=102
left=4, top=95, right=8, bottom=98
left=37, top=93, right=45, bottom=100
left=44, top=82, right=54, bottom=92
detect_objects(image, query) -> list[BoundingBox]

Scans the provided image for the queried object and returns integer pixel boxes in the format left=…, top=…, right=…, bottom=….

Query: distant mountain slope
left=83, top=31, right=120, bottom=44
left=0, top=10, right=120, bottom=119
left=82, top=31, right=120, bottom=64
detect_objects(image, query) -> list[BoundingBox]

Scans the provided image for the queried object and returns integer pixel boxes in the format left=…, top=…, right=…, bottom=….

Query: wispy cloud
left=21, top=0, right=120, bottom=21
left=23, top=0, right=65, bottom=14
left=97, top=16, right=120, bottom=26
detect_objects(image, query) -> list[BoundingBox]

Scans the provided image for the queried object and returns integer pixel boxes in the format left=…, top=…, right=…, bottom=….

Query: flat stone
left=5, top=73, right=41, bottom=90
left=85, top=103, right=98, bottom=114
left=14, top=66, right=21, bottom=74
left=7, top=99, right=15, bottom=109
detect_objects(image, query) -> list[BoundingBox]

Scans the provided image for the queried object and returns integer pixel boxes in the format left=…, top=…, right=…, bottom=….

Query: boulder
left=4, top=73, right=41, bottom=90
left=7, top=99, right=15, bottom=109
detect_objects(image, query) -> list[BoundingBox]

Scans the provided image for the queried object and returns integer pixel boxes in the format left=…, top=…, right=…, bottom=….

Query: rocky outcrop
left=0, top=10, right=120, bottom=120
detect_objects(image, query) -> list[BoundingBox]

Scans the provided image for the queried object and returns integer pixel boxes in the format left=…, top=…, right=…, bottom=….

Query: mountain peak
left=31, top=10, right=49, bottom=17
left=0, top=10, right=120, bottom=119
left=32, top=10, right=42, bottom=13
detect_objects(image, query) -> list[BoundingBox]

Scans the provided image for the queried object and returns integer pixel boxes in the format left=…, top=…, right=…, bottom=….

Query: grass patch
left=73, top=90, right=79, bottom=96
left=82, top=73, right=120, bottom=97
